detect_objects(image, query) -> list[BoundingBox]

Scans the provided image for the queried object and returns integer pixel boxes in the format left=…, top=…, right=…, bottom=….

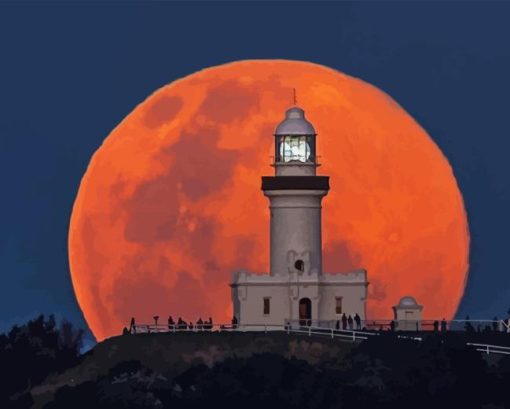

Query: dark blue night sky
left=1, top=2, right=510, bottom=341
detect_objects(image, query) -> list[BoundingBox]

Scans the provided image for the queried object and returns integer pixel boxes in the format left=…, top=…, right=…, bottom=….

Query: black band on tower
left=261, top=176, right=330, bottom=191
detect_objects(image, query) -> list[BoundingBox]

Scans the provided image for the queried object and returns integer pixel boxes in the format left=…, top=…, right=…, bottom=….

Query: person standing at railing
left=390, top=320, right=396, bottom=331
left=348, top=315, right=354, bottom=330
left=335, top=319, right=340, bottom=330
left=464, top=316, right=475, bottom=333
left=231, top=315, right=238, bottom=329
left=197, top=317, right=203, bottom=330
left=440, top=318, right=447, bottom=332
left=341, top=313, right=347, bottom=330
left=168, top=316, right=175, bottom=331
left=354, top=314, right=361, bottom=330
left=433, top=320, right=439, bottom=332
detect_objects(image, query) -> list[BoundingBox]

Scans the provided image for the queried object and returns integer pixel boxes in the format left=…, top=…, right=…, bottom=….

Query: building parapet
left=231, top=268, right=367, bottom=286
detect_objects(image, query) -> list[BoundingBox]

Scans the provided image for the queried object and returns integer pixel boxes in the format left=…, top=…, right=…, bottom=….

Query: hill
left=30, top=331, right=354, bottom=408
left=25, top=329, right=510, bottom=409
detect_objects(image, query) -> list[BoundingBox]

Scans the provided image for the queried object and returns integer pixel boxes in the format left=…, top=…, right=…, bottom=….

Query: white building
left=231, top=106, right=368, bottom=327
left=393, top=296, right=423, bottom=331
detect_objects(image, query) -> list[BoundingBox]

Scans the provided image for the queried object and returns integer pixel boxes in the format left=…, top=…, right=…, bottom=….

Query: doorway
left=299, top=298, right=312, bottom=326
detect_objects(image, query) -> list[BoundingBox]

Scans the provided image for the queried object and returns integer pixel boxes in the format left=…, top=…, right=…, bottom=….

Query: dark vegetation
left=2, top=316, right=510, bottom=409
left=0, top=315, right=83, bottom=409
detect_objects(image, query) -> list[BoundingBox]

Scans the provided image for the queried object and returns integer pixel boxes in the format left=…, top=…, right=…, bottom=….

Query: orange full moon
left=69, top=60, right=469, bottom=341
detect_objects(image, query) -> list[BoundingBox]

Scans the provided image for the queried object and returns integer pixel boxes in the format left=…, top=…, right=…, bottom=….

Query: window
left=335, top=297, right=343, bottom=314
left=263, top=297, right=271, bottom=315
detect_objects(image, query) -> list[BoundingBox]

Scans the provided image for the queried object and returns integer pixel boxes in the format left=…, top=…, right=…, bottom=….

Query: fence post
left=308, top=326, right=311, bottom=337
left=486, top=345, right=490, bottom=355
left=331, top=329, right=334, bottom=339
left=265, top=325, right=267, bottom=333
left=352, top=331, right=356, bottom=342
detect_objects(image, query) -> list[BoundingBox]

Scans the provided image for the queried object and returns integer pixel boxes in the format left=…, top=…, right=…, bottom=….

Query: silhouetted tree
left=0, top=315, right=83, bottom=407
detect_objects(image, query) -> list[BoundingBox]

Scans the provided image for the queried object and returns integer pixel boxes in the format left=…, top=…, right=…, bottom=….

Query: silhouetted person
left=492, top=317, right=499, bottom=332
left=464, top=316, right=475, bottom=333
left=441, top=318, right=447, bottom=332
left=390, top=320, right=396, bottom=331
left=188, top=322, right=193, bottom=330
left=129, top=317, right=136, bottom=334
left=341, top=313, right=347, bottom=330
left=197, top=317, right=203, bottom=330
left=354, top=313, right=361, bottom=330
left=335, top=320, right=340, bottom=330
left=207, top=317, right=213, bottom=330
left=347, top=315, right=354, bottom=330
left=433, top=320, right=439, bottom=332
left=153, top=315, right=159, bottom=327
left=231, top=316, right=238, bottom=329
left=122, top=327, right=129, bottom=335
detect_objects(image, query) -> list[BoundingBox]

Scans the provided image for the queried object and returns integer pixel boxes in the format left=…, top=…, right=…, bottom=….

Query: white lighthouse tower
left=231, top=106, right=368, bottom=328
left=263, top=106, right=329, bottom=279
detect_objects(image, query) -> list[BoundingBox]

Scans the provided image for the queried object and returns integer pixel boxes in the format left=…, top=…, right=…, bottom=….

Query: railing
left=466, top=343, right=510, bottom=356
left=304, top=318, right=510, bottom=333
left=129, top=321, right=375, bottom=343
left=285, top=320, right=377, bottom=342
left=130, top=323, right=286, bottom=334
left=129, top=320, right=510, bottom=356
left=420, top=319, right=510, bottom=333
left=130, top=318, right=510, bottom=335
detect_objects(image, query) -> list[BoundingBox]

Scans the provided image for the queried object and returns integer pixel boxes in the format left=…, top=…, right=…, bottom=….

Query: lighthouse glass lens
left=280, top=136, right=311, bottom=162
left=280, top=139, right=293, bottom=161
left=298, top=139, right=311, bottom=162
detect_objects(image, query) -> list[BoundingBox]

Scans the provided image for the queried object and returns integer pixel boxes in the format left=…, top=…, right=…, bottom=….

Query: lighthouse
left=231, top=106, right=368, bottom=328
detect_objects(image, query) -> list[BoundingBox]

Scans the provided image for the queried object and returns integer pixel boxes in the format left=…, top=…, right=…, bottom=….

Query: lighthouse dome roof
left=274, top=106, right=316, bottom=136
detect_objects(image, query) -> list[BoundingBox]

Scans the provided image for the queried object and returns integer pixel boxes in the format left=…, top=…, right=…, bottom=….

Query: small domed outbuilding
left=392, top=296, right=423, bottom=331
